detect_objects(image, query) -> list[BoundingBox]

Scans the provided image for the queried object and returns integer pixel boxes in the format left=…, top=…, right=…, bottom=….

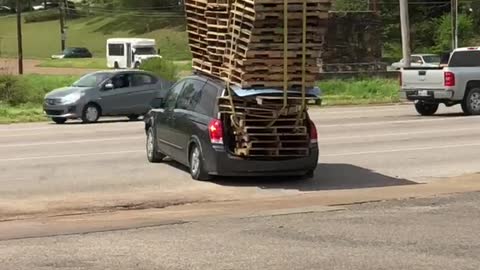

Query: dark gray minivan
left=43, top=70, right=171, bottom=124
left=144, top=75, right=319, bottom=180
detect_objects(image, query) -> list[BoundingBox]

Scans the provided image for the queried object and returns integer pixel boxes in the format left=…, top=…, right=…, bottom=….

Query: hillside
left=0, top=12, right=191, bottom=60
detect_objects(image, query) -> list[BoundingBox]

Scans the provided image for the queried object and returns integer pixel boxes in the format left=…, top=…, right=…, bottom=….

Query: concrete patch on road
left=1, top=173, right=479, bottom=241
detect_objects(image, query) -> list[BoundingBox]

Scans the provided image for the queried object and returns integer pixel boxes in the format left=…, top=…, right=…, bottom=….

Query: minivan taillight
left=444, top=71, right=455, bottom=87
left=309, top=120, right=318, bottom=144
left=209, top=119, right=223, bottom=144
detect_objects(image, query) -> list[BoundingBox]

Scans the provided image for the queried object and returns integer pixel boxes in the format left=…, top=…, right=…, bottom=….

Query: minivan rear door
left=169, top=79, right=208, bottom=164
left=155, top=80, right=185, bottom=156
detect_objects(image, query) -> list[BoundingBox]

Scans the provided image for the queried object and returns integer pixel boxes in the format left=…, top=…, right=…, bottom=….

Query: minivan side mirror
left=150, top=97, right=164, bottom=109
left=104, top=83, right=114, bottom=90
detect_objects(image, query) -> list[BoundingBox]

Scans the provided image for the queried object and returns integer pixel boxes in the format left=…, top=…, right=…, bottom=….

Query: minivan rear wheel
left=189, top=144, right=211, bottom=181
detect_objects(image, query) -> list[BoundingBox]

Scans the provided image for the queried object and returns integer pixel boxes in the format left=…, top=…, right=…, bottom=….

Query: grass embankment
left=38, top=58, right=107, bottom=69
left=37, top=58, right=194, bottom=76
left=0, top=75, right=77, bottom=124
left=318, top=78, right=399, bottom=106
left=0, top=12, right=190, bottom=60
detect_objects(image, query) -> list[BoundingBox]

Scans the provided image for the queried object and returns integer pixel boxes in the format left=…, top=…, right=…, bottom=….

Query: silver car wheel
left=86, top=106, right=99, bottom=122
left=470, top=92, right=480, bottom=112
left=191, top=147, right=200, bottom=176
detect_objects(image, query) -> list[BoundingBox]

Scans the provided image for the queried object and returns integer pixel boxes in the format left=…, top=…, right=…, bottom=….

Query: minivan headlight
left=60, top=92, right=83, bottom=104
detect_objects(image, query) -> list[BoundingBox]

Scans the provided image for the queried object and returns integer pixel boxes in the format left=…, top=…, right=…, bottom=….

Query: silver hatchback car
left=43, top=70, right=171, bottom=124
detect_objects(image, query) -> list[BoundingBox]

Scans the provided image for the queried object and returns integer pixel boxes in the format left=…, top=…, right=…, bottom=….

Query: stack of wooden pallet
left=185, top=0, right=332, bottom=89
left=218, top=95, right=315, bottom=158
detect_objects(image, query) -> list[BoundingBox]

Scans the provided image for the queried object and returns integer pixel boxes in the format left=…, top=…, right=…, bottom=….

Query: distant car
left=391, top=54, right=441, bottom=70
left=51, top=47, right=93, bottom=59
left=0, top=5, right=14, bottom=14
left=43, top=70, right=172, bottom=124
left=144, top=75, right=319, bottom=180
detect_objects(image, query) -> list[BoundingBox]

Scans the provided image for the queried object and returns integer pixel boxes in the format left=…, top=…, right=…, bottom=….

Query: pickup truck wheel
left=462, top=88, right=480, bottom=115
left=415, top=101, right=439, bottom=116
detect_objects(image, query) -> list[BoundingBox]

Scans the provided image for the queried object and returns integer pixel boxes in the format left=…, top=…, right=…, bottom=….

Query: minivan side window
left=164, top=81, right=185, bottom=110
left=193, top=82, right=219, bottom=117
left=176, top=79, right=206, bottom=111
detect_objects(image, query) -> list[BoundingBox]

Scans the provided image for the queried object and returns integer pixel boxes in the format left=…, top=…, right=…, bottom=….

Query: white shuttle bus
left=106, top=38, right=162, bottom=69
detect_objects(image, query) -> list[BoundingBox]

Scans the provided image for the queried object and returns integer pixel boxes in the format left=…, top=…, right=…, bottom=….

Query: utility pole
left=16, top=0, right=23, bottom=75
left=399, top=0, right=411, bottom=67
left=451, top=0, right=458, bottom=49
left=59, top=1, right=66, bottom=51
left=372, top=0, right=379, bottom=14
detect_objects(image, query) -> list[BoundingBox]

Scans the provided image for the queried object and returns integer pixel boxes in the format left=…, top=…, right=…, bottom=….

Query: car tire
left=128, top=115, right=140, bottom=121
left=52, top=117, right=67, bottom=124
left=189, top=144, right=211, bottom=181
left=81, top=104, right=100, bottom=124
left=461, top=88, right=480, bottom=115
left=304, top=169, right=315, bottom=179
left=415, top=101, right=439, bottom=116
left=146, top=127, right=165, bottom=163
left=114, top=62, right=119, bottom=69
left=134, top=62, right=141, bottom=69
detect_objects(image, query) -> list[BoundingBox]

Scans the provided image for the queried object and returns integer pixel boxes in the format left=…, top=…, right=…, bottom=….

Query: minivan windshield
left=72, top=72, right=111, bottom=87
left=135, top=47, right=157, bottom=55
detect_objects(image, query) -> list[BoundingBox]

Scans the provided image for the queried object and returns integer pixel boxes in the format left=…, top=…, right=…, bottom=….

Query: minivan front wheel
left=189, top=144, right=210, bottom=181
left=147, top=127, right=165, bottom=163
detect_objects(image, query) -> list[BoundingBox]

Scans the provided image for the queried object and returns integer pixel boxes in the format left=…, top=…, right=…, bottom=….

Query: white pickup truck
left=400, top=47, right=480, bottom=116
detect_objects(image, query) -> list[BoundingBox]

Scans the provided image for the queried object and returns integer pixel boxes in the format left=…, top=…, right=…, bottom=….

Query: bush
left=140, top=58, right=179, bottom=82
left=0, top=75, right=29, bottom=106
left=0, top=74, right=77, bottom=106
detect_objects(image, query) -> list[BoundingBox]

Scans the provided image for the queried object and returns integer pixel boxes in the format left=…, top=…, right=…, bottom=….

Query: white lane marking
left=317, top=115, right=480, bottom=128
left=0, top=122, right=142, bottom=133
left=0, top=150, right=144, bottom=162
left=319, top=126, right=480, bottom=142
left=0, top=136, right=143, bottom=148
left=322, top=142, right=480, bottom=157
left=310, top=107, right=405, bottom=115
left=0, top=128, right=142, bottom=138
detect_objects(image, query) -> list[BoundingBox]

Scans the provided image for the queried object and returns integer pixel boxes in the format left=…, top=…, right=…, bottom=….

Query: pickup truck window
left=449, top=51, right=480, bottom=67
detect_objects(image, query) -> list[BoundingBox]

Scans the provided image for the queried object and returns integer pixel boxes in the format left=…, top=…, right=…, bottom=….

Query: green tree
left=433, top=14, right=474, bottom=53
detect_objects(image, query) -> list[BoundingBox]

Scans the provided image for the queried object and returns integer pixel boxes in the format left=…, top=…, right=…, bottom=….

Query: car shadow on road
left=211, top=163, right=418, bottom=192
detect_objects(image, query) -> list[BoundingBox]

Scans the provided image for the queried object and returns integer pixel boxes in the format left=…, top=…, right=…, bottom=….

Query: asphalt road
left=1, top=191, right=479, bottom=270
left=1, top=104, right=480, bottom=216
